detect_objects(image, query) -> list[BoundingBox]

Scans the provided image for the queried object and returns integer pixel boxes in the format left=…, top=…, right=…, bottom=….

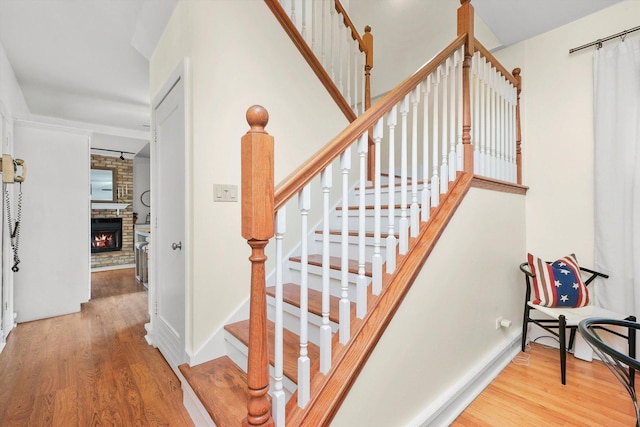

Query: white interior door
left=152, top=75, right=186, bottom=367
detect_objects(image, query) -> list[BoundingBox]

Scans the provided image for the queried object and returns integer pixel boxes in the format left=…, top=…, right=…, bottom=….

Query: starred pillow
left=527, top=253, right=590, bottom=308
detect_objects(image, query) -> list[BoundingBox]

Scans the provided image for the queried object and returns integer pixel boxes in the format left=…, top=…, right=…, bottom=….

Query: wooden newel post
left=513, top=68, right=523, bottom=185
left=241, top=105, right=275, bottom=427
left=363, top=25, right=375, bottom=181
left=458, top=0, right=474, bottom=174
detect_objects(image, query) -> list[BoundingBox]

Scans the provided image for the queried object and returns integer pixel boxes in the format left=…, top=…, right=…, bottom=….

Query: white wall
left=13, top=122, right=90, bottom=322
left=494, top=0, right=640, bottom=266
left=133, top=154, right=150, bottom=224
left=0, top=41, right=30, bottom=122
left=333, top=187, right=526, bottom=426
left=349, top=0, right=500, bottom=98
left=150, top=0, right=349, bottom=353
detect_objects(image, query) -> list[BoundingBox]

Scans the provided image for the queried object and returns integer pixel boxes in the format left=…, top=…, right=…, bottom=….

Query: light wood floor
left=452, top=342, right=637, bottom=426
left=0, top=268, right=194, bottom=426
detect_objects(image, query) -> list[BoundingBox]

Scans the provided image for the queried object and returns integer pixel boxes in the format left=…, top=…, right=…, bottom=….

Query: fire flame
left=93, top=233, right=113, bottom=248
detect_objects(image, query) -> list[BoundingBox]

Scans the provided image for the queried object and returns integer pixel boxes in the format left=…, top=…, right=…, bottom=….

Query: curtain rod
left=569, top=25, right=640, bottom=54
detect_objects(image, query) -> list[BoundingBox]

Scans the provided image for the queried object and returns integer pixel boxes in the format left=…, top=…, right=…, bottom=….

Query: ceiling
left=0, top=0, right=624, bottom=155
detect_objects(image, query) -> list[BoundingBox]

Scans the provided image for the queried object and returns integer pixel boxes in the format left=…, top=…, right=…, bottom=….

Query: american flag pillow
left=527, top=253, right=590, bottom=308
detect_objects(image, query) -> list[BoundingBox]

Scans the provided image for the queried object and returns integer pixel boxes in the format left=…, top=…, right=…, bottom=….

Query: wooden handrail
left=335, top=0, right=365, bottom=51
left=263, top=0, right=358, bottom=123
left=473, top=38, right=519, bottom=87
left=274, top=34, right=467, bottom=211
left=241, top=106, right=275, bottom=427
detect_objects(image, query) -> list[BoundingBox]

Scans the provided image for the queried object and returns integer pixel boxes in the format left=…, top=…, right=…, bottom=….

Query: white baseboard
left=408, top=333, right=522, bottom=427
left=174, top=367, right=216, bottom=427
left=186, top=296, right=250, bottom=366
left=91, top=263, right=135, bottom=272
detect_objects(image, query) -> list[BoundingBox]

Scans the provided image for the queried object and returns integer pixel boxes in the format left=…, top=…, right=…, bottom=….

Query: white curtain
left=594, top=37, right=640, bottom=316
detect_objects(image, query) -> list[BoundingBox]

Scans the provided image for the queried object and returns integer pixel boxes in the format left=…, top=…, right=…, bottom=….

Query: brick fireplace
left=91, top=154, right=134, bottom=269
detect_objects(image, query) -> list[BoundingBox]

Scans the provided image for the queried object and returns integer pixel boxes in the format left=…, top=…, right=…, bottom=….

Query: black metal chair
left=579, top=318, right=638, bottom=426
left=520, top=262, right=635, bottom=384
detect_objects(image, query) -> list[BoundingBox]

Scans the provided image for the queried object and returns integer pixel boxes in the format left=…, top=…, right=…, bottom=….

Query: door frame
left=146, top=59, right=192, bottom=367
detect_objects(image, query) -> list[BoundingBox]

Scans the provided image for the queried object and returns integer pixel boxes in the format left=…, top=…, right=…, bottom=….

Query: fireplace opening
left=91, top=218, right=123, bottom=253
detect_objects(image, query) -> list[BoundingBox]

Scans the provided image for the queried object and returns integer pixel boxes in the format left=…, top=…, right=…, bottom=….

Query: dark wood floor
left=0, top=268, right=194, bottom=426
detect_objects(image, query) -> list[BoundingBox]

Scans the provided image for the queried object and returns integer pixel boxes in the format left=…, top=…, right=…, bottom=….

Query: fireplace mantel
left=91, top=203, right=129, bottom=215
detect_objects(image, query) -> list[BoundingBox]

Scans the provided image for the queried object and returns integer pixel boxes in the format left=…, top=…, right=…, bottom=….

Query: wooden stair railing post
left=241, top=105, right=275, bottom=427
left=458, top=0, right=474, bottom=174
left=363, top=25, right=375, bottom=181
left=513, top=67, right=523, bottom=185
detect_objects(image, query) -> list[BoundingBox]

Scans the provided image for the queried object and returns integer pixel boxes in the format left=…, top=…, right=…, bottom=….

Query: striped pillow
left=527, top=253, right=590, bottom=308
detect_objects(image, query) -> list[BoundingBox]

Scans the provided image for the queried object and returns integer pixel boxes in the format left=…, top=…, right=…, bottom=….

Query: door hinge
left=155, top=302, right=158, bottom=315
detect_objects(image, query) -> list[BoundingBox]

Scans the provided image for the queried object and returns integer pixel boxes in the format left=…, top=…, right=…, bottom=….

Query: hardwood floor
left=452, top=342, right=637, bottom=426
left=0, top=268, right=194, bottom=426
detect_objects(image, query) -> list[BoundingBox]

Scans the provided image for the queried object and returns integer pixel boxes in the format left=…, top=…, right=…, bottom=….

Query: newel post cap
left=246, top=105, right=269, bottom=134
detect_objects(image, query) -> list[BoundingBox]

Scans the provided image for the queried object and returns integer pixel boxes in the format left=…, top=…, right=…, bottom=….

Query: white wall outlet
left=495, top=317, right=503, bottom=330
left=213, top=184, right=238, bottom=202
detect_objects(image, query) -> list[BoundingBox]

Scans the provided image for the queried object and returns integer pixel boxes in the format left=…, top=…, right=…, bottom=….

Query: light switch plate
left=214, top=184, right=238, bottom=202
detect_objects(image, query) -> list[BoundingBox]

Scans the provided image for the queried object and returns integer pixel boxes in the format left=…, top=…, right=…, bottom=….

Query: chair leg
left=521, top=305, right=530, bottom=352
left=559, top=314, right=567, bottom=385
left=568, top=328, right=577, bottom=352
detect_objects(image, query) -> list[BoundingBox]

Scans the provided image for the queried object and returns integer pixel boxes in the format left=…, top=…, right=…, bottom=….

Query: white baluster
left=456, top=46, right=464, bottom=173
left=273, top=208, right=286, bottom=426
left=372, top=119, right=383, bottom=295
left=483, top=60, right=490, bottom=177
left=500, top=77, right=507, bottom=180
left=352, top=40, right=359, bottom=114
left=339, top=147, right=351, bottom=344
left=431, top=67, right=441, bottom=208
left=356, top=134, right=368, bottom=319
left=320, top=166, right=332, bottom=374
left=440, top=58, right=450, bottom=194
left=399, top=95, right=410, bottom=254
left=329, top=0, right=335, bottom=82
left=346, top=33, right=353, bottom=108
left=320, top=0, right=326, bottom=67
left=410, top=85, right=421, bottom=237
left=386, top=106, right=397, bottom=273
left=297, top=185, right=310, bottom=407
left=422, top=76, right=431, bottom=222
left=338, top=23, right=344, bottom=96
left=448, top=52, right=457, bottom=182
left=311, top=0, right=317, bottom=54
left=472, top=52, right=480, bottom=175
left=301, top=0, right=307, bottom=41
left=490, top=67, right=497, bottom=179
left=291, top=0, right=297, bottom=29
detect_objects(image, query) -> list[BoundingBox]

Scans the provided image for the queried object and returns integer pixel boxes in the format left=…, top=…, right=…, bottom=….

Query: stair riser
left=224, top=331, right=297, bottom=399
left=313, top=234, right=388, bottom=260
left=288, top=263, right=367, bottom=301
left=331, top=212, right=415, bottom=233
left=266, top=296, right=338, bottom=347
left=351, top=186, right=427, bottom=206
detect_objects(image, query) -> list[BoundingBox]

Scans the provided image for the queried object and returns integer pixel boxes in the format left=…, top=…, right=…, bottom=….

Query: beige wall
left=150, top=0, right=349, bottom=354
left=494, top=0, right=640, bottom=266
left=349, top=0, right=500, bottom=97
left=333, top=187, right=526, bottom=426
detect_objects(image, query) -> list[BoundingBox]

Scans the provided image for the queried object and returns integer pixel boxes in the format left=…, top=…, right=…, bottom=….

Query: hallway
left=0, top=268, right=193, bottom=426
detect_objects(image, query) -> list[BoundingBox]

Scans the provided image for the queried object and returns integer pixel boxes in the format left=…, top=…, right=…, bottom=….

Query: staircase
left=178, top=0, right=525, bottom=425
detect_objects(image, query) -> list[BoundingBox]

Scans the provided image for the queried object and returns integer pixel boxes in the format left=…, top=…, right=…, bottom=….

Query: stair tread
left=266, top=282, right=348, bottom=323
left=179, top=356, right=248, bottom=426
left=314, top=229, right=399, bottom=239
left=225, top=319, right=319, bottom=384
left=289, top=254, right=372, bottom=277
